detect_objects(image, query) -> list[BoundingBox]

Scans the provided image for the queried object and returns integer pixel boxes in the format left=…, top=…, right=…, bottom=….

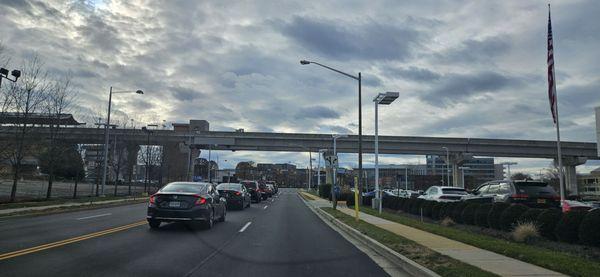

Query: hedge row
left=372, top=196, right=600, bottom=247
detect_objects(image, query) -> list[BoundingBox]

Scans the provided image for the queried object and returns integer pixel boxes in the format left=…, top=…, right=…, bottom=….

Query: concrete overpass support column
left=163, top=142, right=197, bottom=182
left=442, top=153, right=470, bottom=187
left=559, top=157, right=587, bottom=196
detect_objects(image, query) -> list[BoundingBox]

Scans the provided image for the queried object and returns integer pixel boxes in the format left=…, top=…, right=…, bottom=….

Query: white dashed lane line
left=76, top=213, right=112, bottom=220
left=239, top=222, right=252, bottom=232
left=263, top=205, right=268, bottom=210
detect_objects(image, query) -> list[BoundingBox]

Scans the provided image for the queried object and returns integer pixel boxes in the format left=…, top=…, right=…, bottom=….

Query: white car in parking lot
left=418, top=186, right=468, bottom=202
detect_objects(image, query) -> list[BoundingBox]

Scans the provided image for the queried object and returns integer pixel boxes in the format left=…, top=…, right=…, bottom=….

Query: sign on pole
left=324, top=154, right=338, bottom=168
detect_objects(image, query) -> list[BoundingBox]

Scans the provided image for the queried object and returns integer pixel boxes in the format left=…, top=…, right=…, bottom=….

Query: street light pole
left=100, top=87, right=143, bottom=196
left=459, top=167, right=470, bottom=188
left=442, top=147, right=450, bottom=186
left=300, top=60, right=363, bottom=199
left=373, top=92, right=399, bottom=214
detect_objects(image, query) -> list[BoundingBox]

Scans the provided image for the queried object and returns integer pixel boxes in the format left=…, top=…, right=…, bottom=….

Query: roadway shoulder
left=298, top=192, right=439, bottom=277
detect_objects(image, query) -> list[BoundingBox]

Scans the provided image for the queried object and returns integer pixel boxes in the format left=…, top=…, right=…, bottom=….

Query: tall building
left=426, top=155, right=498, bottom=185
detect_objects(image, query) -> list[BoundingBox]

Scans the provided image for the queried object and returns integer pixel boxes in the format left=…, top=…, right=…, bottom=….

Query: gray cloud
left=296, top=106, right=340, bottom=119
left=171, top=86, right=204, bottom=102
left=280, top=16, right=422, bottom=61
left=383, top=66, right=441, bottom=82
left=420, top=71, right=522, bottom=106
left=434, top=36, right=510, bottom=64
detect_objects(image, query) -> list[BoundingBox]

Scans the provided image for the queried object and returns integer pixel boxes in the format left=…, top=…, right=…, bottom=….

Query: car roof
left=166, top=182, right=211, bottom=186
left=431, top=186, right=465, bottom=189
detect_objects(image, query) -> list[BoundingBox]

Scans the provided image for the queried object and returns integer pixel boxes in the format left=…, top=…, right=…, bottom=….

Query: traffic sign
left=324, top=155, right=338, bottom=167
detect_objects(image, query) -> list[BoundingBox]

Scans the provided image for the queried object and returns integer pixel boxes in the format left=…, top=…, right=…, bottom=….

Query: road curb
left=299, top=194, right=439, bottom=277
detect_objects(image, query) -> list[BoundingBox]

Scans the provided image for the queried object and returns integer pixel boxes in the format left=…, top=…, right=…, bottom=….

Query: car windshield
left=217, top=184, right=242, bottom=191
left=241, top=182, right=256, bottom=189
left=442, top=188, right=468, bottom=195
left=160, top=183, right=208, bottom=194
left=514, top=182, right=558, bottom=196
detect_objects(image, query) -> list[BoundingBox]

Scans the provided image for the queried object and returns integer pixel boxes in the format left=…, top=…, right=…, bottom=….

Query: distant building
left=426, top=155, right=498, bottom=186
left=577, top=167, right=600, bottom=200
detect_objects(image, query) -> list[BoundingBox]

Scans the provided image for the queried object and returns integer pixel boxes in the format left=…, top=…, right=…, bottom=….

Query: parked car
left=418, top=186, right=468, bottom=202
left=240, top=180, right=262, bottom=203
left=258, top=183, right=269, bottom=200
left=266, top=181, right=278, bottom=194
left=147, top=182, right=226, bottom=229
left=217, top=183, right=251, bottom=210
left=464, top=180, right=560, bottom=208
left=266, top=184, right=276, bottom=197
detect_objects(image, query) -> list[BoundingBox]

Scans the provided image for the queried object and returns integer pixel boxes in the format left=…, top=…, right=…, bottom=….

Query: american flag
left=547, top=7, right=557, bottom=124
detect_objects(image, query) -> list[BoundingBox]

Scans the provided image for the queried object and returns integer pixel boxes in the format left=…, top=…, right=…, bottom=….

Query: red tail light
left=510, top=194, right=528, bottom=200
left=195, top=197, right=207, bottom=205
left=149, top=195, right=156, bottom=204
left=234, top=191, right=241, bottom=196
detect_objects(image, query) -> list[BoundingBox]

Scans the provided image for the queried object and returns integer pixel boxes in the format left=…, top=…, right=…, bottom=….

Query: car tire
left=246, top=201, right=250, bottom=208
left=218, top=209, right=226, bottom=222
left=204, top=211, right=214, bottom=229
left=148, top=220, right=161, bottom=229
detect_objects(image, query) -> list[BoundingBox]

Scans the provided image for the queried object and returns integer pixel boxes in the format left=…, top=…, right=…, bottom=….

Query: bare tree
left=4, top=55, right=51, bottom=202
left=44, top=74, right=77, bottom=199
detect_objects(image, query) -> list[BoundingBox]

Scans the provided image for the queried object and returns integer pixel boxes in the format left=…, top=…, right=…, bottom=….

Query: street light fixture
left=374, top=92, right=399, bottom=214
left=0, top=67, right=21, bottom=87
left=300, top=59, right=364, bottom=200
left=100, top=87, right=144, bottom=196
left=441, top=147, right=450, bottom=186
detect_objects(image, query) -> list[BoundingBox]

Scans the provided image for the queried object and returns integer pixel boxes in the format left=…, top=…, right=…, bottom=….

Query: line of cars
left=416, top=179, right=598, bottom=210
left=146, top=180, right=278, bottom=229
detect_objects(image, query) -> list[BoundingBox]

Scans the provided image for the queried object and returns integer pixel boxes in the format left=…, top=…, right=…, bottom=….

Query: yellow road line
left=0, top=220, right=147, bottom=261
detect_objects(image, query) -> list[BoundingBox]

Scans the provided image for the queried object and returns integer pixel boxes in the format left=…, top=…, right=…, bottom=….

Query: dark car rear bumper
left=147, top=206, right=211, bottom=222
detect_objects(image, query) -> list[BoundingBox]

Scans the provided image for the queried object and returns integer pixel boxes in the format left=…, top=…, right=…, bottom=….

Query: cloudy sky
left=1, top=0, right=599, bottom=174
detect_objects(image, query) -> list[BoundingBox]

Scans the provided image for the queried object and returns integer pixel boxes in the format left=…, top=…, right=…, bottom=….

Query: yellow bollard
left=354, top=176, right=359, bottom=222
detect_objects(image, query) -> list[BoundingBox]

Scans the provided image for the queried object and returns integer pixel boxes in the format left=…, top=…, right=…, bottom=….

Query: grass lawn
left=322, top=207, right=497, bottom=277
left=360, top=207, right=600, bottom=277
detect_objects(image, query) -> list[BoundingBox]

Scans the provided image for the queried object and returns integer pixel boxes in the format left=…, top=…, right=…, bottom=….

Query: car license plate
left=169, top=201, right=181, bottom=208
left=537, top=199, right=546, bottom=204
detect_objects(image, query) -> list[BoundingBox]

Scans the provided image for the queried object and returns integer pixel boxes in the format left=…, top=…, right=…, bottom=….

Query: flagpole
left=548, top=4, right=566, bottom=205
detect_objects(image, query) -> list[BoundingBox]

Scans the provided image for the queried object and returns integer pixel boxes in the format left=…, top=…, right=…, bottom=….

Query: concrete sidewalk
left=0, top=197, right=147, bottom=216
left=300, top=192, right=564, bottom=277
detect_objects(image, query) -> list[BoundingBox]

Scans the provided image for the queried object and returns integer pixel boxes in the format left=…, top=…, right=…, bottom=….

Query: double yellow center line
left=0, top=220, right=147, bottom=261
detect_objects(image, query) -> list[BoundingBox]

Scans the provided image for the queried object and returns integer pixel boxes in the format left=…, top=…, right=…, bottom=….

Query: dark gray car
left=147, top=182, right=227, bottom=229
left=464, top=180, right=560, bottom=208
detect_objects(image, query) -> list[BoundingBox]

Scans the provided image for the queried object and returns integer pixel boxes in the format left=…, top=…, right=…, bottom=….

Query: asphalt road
left=0, top=188, right=391, bottom=277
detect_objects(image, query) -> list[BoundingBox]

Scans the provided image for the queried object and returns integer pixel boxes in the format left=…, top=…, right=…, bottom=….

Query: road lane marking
left=239, top=221, right=252, bottom=232
left=76, top=213, right=112, bottom=220
left=263, top=205, right=268, bottom=210
left=0, top=220, right=147, bottom=261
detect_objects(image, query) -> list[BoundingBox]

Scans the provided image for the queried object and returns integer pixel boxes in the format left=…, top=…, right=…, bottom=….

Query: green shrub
left=536, top=209, right=562, bottom=240
left=410, top=199, right=425, bottom=215
left=345, top=192, right=355, bottom=207
left=555, top=210, right=587, bottom=244
left=518, top=208, right=544, bottom=224
left=474, top=203, right=493, bottom=227
left=500, top=204, right=529, bottom=231
left=319, top=184, right=332, bottom=199
left=394, top=198, right=405, bottom=210
left=488, top=202, right=510, bottom=230
left=440, top=202, right=456, bottom=221
left=451, top=202, right=469, bottom=223
left=579, top=209, right=600, bottom=247
left=422, top=201, right=435, bottom=218
left=402, top=198, right=413, bottom=212
left=362, top=195, right=373, bottom=207
left=461, top=203, right=480, bottom=225
left=431, top=202, right=443, bottom=220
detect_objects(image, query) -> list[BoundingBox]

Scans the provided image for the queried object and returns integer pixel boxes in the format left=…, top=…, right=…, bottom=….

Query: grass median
left=0, top=195, right=146, bottom=210
left=360, top=207, right=600, bottom=277
left=322, top=207, right=497, bottom=277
